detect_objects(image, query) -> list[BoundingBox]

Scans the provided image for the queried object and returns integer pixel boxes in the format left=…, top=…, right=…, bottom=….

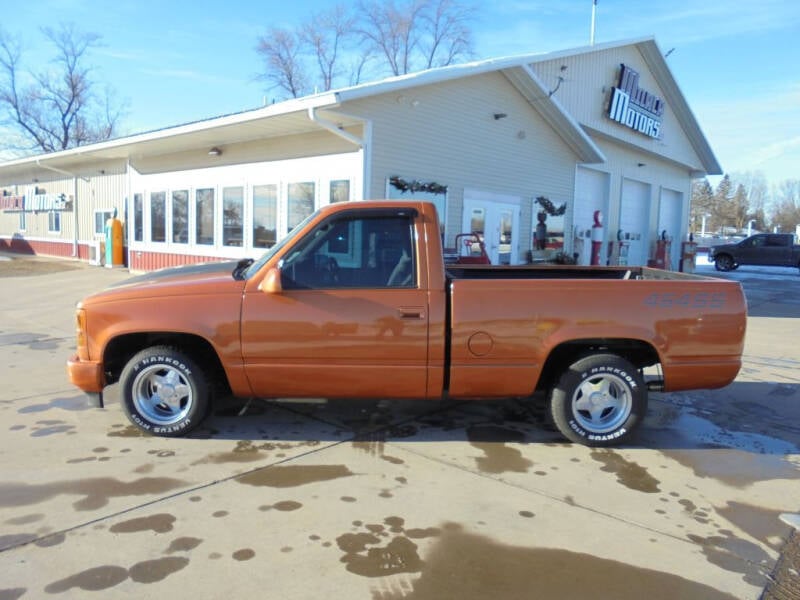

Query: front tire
left=714, top=254, right=737, bottom=271
left=119, top=346, right=209, bottom=437
left=549, top=354, right=647, bottom=447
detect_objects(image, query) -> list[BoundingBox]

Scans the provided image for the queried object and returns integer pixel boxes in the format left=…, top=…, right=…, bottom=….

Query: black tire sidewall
left=119, top=347, right=208, bottom=437
left=550, top=354, right=646, bottom=447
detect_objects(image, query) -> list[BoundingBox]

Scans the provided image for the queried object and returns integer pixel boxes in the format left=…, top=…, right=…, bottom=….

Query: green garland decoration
left=536, top=195, right=566, bottom=217
left=390, top=176, right=448, bottom=195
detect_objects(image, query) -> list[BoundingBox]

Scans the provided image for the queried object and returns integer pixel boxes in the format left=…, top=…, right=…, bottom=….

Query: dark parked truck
left=68, top=201, right=747, bottom=446
left=709, top=233, right=800, bottom=272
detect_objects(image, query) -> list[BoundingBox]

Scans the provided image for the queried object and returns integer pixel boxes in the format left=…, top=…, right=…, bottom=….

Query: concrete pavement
left=0, top=255, right=798, bottom=599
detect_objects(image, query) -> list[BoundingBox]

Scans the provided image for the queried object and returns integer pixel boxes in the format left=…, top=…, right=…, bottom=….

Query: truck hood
left=82, top=260, right=247, bottom=304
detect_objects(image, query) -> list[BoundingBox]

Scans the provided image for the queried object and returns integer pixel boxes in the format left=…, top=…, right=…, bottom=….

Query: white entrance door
left=462, top=191, right=521, bottom=265
left=619, top=179, right=651, bottom=266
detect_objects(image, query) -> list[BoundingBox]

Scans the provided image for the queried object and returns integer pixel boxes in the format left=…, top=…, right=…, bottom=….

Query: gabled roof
left=522, top=36, right=722, bottom=175
left=0, top=36, right=719, bottom=180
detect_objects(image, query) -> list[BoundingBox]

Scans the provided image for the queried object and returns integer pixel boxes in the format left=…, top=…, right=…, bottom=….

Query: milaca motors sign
left=607, top=64, right=664, bottom=139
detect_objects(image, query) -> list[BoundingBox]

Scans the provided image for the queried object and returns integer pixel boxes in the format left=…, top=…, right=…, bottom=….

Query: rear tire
left=119, top=346, right=209, bottom=437
left=549, top=354, right=647, bottom=447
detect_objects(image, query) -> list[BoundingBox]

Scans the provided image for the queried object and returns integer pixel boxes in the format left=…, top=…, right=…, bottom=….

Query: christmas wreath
left=390, top=176, right=448, bottom=195
left=536, top=195, right=566, bottom=217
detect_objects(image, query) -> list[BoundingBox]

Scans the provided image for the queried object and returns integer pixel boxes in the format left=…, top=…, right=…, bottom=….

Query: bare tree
left=301, top=4, right=356, bottom=92
left=359, top=0, right=427, bottom=76
left=256, top=28, right=309, bottom=99
left=419, top=0, right=473, bottom=69
left=0, top=23, right=123, bottom=154
left=690, top=178, right=714, bottom=233
left=255, top=0, right=474, bottom=99
left=770, top=179, right=800, bottom=233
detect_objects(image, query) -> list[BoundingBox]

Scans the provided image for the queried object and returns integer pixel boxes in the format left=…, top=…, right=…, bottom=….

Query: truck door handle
left=398, top=307, right=425, bottom=320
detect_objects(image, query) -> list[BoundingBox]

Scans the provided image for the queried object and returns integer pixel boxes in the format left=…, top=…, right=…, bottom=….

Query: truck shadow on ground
left=167, top=378, right=800, bottom=461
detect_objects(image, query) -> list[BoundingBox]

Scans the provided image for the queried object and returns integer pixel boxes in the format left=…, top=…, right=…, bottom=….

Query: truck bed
left=446, top=265, right=706, bottom=281
left=445, top=266, right=746, bottom=399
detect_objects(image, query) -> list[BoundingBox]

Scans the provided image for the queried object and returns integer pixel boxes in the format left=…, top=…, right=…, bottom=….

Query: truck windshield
left=243, top=212, right=317, bottom=280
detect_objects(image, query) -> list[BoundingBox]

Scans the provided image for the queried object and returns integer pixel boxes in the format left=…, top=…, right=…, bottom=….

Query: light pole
left=747, top=219, right=756, bottom=237
left=701, top=214, right=710, bottom=237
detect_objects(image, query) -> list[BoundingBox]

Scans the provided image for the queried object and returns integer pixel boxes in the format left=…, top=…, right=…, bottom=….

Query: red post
left=591, top=210, right=604, bottom=266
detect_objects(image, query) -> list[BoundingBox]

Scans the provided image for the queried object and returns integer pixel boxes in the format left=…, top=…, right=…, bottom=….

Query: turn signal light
left=75, top=308, right=88, bottom=358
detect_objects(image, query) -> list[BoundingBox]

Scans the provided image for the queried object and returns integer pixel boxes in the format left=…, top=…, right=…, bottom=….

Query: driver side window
left=280, top=215, right=415, bottom=290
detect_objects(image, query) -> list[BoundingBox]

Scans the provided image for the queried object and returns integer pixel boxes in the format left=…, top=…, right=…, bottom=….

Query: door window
left=280, top=215, right=415, bottom=290
left=498, top=209, right=513, bottom=265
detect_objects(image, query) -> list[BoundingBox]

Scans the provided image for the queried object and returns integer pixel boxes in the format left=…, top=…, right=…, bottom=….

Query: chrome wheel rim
left=572, top=373, right=632, bottom=434
left=131, top=364, right=193, bottom=425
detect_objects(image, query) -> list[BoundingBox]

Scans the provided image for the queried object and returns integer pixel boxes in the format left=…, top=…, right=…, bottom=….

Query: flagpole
left=590, top=0, right=597, bottom=45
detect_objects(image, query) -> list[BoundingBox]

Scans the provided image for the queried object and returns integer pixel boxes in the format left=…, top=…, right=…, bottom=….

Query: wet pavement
left=0, top=255, right=798, bottom=599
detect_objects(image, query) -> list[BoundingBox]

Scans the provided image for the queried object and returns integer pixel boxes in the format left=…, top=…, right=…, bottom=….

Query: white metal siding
left=533, top=46, right=705, bottom=173
left=343, top=71, right=580, bottom=256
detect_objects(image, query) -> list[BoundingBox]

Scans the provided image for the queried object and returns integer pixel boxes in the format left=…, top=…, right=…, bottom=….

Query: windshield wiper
left=232, top=258, right=254, bottom=280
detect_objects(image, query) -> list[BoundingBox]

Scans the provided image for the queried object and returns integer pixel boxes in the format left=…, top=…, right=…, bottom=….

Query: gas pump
left=680, top=236, right=697, bottom=273
left=608, top=229, right=630, bottom=266
left=649, top=230, right=672, bottom=270
left=590, top=210, right=604, bottom=266
left=105, top=208, right=124, bottom=268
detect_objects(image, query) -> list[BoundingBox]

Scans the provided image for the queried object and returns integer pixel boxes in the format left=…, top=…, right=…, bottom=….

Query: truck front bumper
left=66, top=354, right=105, bottom=394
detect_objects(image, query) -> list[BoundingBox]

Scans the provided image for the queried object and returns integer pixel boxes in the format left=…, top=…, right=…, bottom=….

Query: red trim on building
left=0, top=237, right=74, bottom=257
left=1, top=235, right=234, bottom=271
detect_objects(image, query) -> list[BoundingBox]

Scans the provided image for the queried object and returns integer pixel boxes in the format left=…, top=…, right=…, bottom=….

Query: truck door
left=241, top=210, right=430, bottom=399
left=765, top=234, right=791, bottom=265
left=737, top=234, right=771, bottom=265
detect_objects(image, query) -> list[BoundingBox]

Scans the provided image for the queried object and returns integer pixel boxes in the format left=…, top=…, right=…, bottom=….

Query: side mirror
left=259, top=267, right=283, bottom=294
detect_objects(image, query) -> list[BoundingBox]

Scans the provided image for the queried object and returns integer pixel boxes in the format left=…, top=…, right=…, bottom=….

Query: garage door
left=574, top=168, right=610, bottom=265
left=619, top=179, right=651, bottom=267
left=659, top=188, right=683, bottom=269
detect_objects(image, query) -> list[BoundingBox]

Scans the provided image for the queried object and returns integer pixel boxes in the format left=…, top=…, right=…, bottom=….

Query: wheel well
left=535, top=339, right=660, bottom=394
left=103, top=332, right=229, bottom=394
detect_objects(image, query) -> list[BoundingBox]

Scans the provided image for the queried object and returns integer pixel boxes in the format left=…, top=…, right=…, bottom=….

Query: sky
left=3, top=0, right=799, bottom=187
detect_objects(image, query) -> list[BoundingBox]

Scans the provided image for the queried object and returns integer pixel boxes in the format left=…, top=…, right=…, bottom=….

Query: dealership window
left=387, top=176, right=446, bottom=237
left=223, top=186, right=244, bottom=247
left=287, top=182, right=315, bottom=233
left=330, top=180, right=350, bottom=203
left=172, top=190, right=189, bottom=243
left=150, top=191, right=166, bottom=242
left=18, top=211, right=25, bottom=231
left=196, top=188, right=215, bottom=245
left=133, top=193, right=143, bottom=242
left=253, top=184, right=277, bottom=248
left=48, top=210, right=61, bottom=233
left=94, top=209, right=115, bottom=236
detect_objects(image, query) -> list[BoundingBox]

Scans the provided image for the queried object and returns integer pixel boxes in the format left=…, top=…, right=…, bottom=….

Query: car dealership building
left=0, top=36, right=720, bottom=272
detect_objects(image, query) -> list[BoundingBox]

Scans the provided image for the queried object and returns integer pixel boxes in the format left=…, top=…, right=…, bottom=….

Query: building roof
left=0, top=36, right=720, bottom=181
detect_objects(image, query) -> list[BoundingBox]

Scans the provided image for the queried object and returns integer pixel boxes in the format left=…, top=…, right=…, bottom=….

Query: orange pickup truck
left=68, top=201, right=747, bottom=446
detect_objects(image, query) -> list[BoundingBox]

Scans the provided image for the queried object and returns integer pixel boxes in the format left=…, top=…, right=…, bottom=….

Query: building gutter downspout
left=307, top=107, right=364, bottom=148
left=308, top=106, right=372, bottom=199
left=35, top=159, right=89, bottom=258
